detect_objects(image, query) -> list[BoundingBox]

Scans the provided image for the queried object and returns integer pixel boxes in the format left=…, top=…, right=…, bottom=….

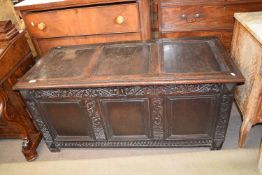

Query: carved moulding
left=24, top=84, right=221, bottom=99
left=151, top=97, right=164, bottom=138
left=84, top=100, right=106, bottom=140
left=54, top=139, right=212, bottom=148
left=212, top=94, right=233, bottom=149
left=25, top=100, right=54, bottom=148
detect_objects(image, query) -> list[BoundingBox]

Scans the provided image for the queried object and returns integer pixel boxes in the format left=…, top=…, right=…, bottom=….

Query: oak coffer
left=14, top=38, right=244, bottom=152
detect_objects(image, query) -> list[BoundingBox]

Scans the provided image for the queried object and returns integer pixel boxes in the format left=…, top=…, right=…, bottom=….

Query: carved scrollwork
left=151, top=98, right=164, bottom=138
left=85, top=100, right=106, bottom=140
left=214, top=94, right=233, bottom=140
left=26, top=100, right=53, bottom=146
left=27, top=84, right=221, bottom=99
left=155, top=84, right=220, bottom=95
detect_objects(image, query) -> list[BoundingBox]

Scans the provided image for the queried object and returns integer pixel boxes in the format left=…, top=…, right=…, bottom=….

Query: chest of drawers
left=15, top=0, right=151, bottom=56
left=155, top=0, right=262, bottom=51
left=14, top=38, right=243, bottom=152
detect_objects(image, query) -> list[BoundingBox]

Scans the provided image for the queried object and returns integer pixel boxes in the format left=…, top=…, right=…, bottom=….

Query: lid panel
left=14, top=38, right=244, bottom=90
left=162, top=41, right=224, bottom=73
left=25, top=47, right=96, bottom=80
left=93, top=44, right=150, bottom=76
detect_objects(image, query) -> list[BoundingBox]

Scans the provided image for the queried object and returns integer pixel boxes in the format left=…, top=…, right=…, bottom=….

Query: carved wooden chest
left=14, top=38, right=243, bottom=152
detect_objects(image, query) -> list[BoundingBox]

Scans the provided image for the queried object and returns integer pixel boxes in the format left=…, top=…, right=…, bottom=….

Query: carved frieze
left=25, top=84, right=221, bottom=99
left=54, top=139, right=212, bottom=148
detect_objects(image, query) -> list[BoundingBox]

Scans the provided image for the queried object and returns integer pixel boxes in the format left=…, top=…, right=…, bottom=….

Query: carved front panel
left=165, top=95, right=218, bottom=139
left=100, top=98, right=151, bottom=140
left=38, top=100, right=95, bottom=141
left=20, top=84, right=232, bottom=150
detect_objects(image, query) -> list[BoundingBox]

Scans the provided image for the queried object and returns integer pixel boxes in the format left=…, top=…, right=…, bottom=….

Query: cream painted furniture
left=231, top=12, right=262, bottom=148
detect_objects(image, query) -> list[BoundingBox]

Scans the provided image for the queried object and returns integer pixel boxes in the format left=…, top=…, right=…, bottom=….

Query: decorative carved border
left=214, top=94, right=233, bottom=140
left=25, top=84, right=221, bottom=99
left=54, top=139, right=212, bottom=148
left=26, top=100, right=53, bottom=148
left=151, top=98, right=164, bottom=138
left=84, top=100, right=106, bottom=140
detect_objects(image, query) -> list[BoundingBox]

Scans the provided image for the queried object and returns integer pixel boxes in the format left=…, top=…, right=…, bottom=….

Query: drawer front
left=160, top=31, right=232, bottom=51
left=160, top=3, right=262, bottom=32
left=24, top=4, right=140, bottom=38
left=160, top=5, right=230, bottom=32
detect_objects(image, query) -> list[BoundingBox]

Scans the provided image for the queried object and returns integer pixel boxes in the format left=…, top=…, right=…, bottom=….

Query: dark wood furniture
left=14, top=0, right=151, bottom=56
left=154, top=0, right=262, bottom=51
left=0, top=20, right=41, bottom=161
left=14, top=37, right=243, bottom=152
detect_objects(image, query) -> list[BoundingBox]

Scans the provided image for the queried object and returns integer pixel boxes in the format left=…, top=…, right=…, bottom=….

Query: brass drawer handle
left=180, top=14, right=195, bottom=23
left=115, top=16, right=125, bottom=25
left=181, top=13, right=203, bottom=23
left=37, top=22, right=46, bottom=30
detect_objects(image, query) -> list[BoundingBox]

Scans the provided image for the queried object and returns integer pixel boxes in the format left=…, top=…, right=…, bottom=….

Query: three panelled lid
left=14, top=37, right=244, bottom=90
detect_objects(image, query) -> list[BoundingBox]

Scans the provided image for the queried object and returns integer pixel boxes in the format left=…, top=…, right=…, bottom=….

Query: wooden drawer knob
left=37, top=22, right=46, bottom=30
left=115, top=16, right=125, bottom=25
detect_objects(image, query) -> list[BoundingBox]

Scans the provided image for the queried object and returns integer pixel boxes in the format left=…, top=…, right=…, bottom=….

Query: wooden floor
left=0, top=148, right=261, bottom=175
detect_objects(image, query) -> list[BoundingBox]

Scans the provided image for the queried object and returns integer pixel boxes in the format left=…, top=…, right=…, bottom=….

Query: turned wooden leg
left=239, top=119, right=252, bottom=148
left=22, top=133, right=42, bottom=161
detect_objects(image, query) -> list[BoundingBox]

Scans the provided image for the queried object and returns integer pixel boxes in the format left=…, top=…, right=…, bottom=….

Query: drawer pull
left=30, top=22, right=35, bottom=27
left=180, top=14, right=195, bottom=23
left=37, top=22, right=46, bottom=30
left=194, top=13, right=201, bottom=18
left=181, top=14, right=187, bottom=19
left=115, top=16, right=125, bottom=25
